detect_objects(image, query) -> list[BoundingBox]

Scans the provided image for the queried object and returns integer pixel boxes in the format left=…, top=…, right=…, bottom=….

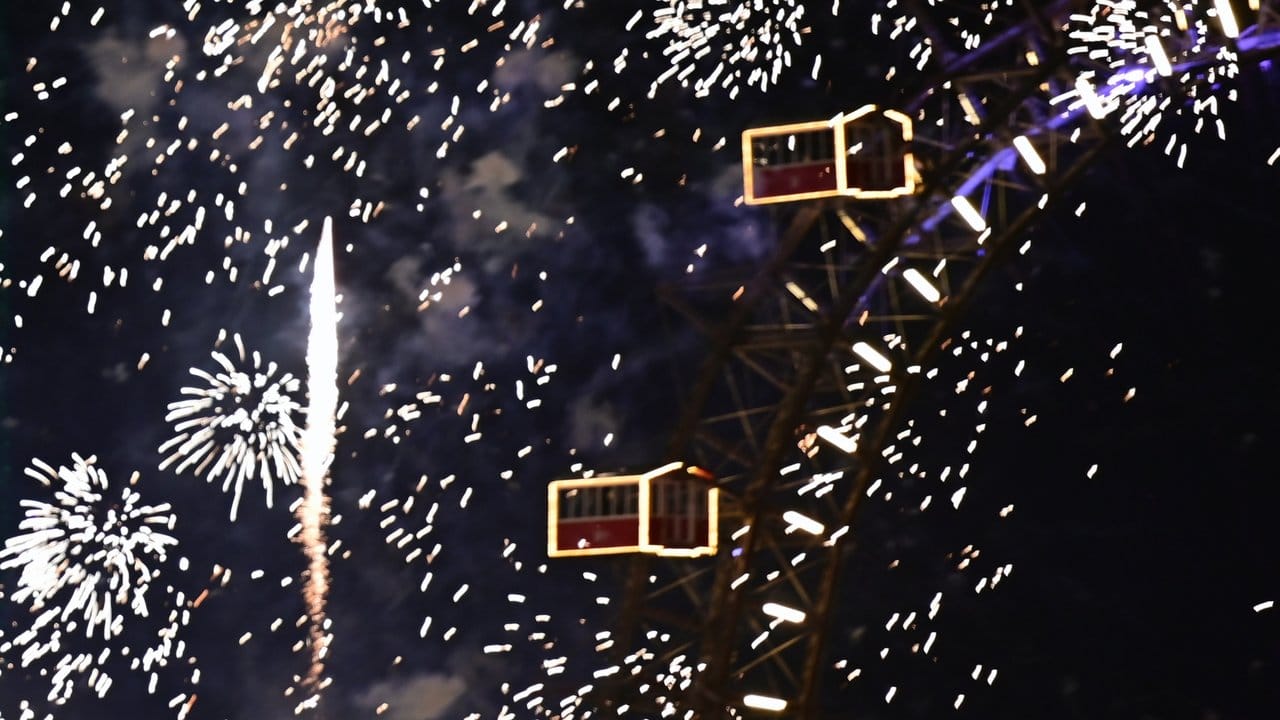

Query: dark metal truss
left=581, top=3, right=1280, bottom=719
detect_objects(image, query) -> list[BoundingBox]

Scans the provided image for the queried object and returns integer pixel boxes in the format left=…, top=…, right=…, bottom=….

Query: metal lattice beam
left=587, top=3, right=1280, bottom=718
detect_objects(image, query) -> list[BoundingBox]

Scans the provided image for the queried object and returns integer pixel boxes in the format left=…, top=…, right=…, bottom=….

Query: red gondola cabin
left=547, top=462, right=719, bottom=558
left=742, top=104, right=918, bottom=205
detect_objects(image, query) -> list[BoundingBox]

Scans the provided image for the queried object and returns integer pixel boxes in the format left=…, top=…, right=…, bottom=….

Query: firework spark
left=0, top=1, right=1275, bottom=718
left=636, top=0, right=813, bottom=98
left=1063, top=0, right=1277, bottom=162
left=295, top=216, right=339, bottom=706
left=159, top=333, right=304, bottom=521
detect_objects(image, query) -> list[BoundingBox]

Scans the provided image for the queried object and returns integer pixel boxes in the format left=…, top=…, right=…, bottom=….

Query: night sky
left=0, top=2, right=1278, bottom=719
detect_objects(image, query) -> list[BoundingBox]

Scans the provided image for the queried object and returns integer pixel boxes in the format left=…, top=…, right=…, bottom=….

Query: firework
left=159, top=333, right=304, bottom=521
left=0, top=453, right=187, bottom=704
left=295, top=217, right=339, bottom=706
left=0, top=1, right=1275, bottom=718
left=1064, top=0, right=1279, bottom=162
left=635, top=0, right=813, bottom=98
left=2, top=453, right=177, bottom=636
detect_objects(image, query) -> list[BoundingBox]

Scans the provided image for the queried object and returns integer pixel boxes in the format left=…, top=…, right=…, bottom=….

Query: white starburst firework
left=2, top=453, right=178, bottom=638
left=0, top=453, right=190, bottom=705
left=159, top=333, right=304, bottom=521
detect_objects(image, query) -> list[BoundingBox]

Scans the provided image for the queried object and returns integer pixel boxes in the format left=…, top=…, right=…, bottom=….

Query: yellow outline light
left=840, top=105, right=918, bottom=200
left=742, top=106, right=919, bottom=205
left=653, top=486, right=719, bottom=558
left=742, top=119, right=842, bottom=205
left=547, top=463, right=719, bottom=559
left=547, top=475, right=646, bottom=558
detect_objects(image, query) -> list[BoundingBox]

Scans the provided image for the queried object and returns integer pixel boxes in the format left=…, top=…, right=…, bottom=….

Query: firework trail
left=295, top=216, right=339, bottom=706
left=159, top=333, right=304, bottom=521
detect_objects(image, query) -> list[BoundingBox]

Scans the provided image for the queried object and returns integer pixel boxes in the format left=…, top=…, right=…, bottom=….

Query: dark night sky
left=959, top=123, right=1280, bottom=718
left=0, top=2, right=1278, bottom=719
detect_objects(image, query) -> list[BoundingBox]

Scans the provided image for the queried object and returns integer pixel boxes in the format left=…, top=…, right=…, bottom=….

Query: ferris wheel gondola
left=547, top=461, right=719, bottom=558
left=742, top=104, right=919, bottom=205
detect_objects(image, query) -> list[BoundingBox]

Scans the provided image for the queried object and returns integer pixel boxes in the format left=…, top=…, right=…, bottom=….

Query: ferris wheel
left=544, top=2, right=1280, bottom=718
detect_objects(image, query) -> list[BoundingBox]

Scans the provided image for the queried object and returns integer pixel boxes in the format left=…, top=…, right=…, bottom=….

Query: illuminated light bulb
left=784, top=281, right=820, bottom=312
left=1075, top=76, right=1111, bottom=119
left=949, top=195, right=987, bottom=232
left=1214, top=0, right=1239, bottom=38
left=957, top=94, right=982, bottom=125
left=782, top=510, right=825, bottom=535
left=1012, top=136, right=1046, bottom=175
left=762, top=603, right=806, bottom=624
left=743, top=694, right=788, bottom=712
left=815, top=425, right=857, bottom=454
left=901, top=267, right=942, bottom=303
left=852, top=341, right=893, bottom=373
left=1144, top=35, right=1173, bottom=77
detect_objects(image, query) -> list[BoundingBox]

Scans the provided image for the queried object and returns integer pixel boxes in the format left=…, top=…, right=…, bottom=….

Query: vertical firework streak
left=297, top=217, right=338, bottom=702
